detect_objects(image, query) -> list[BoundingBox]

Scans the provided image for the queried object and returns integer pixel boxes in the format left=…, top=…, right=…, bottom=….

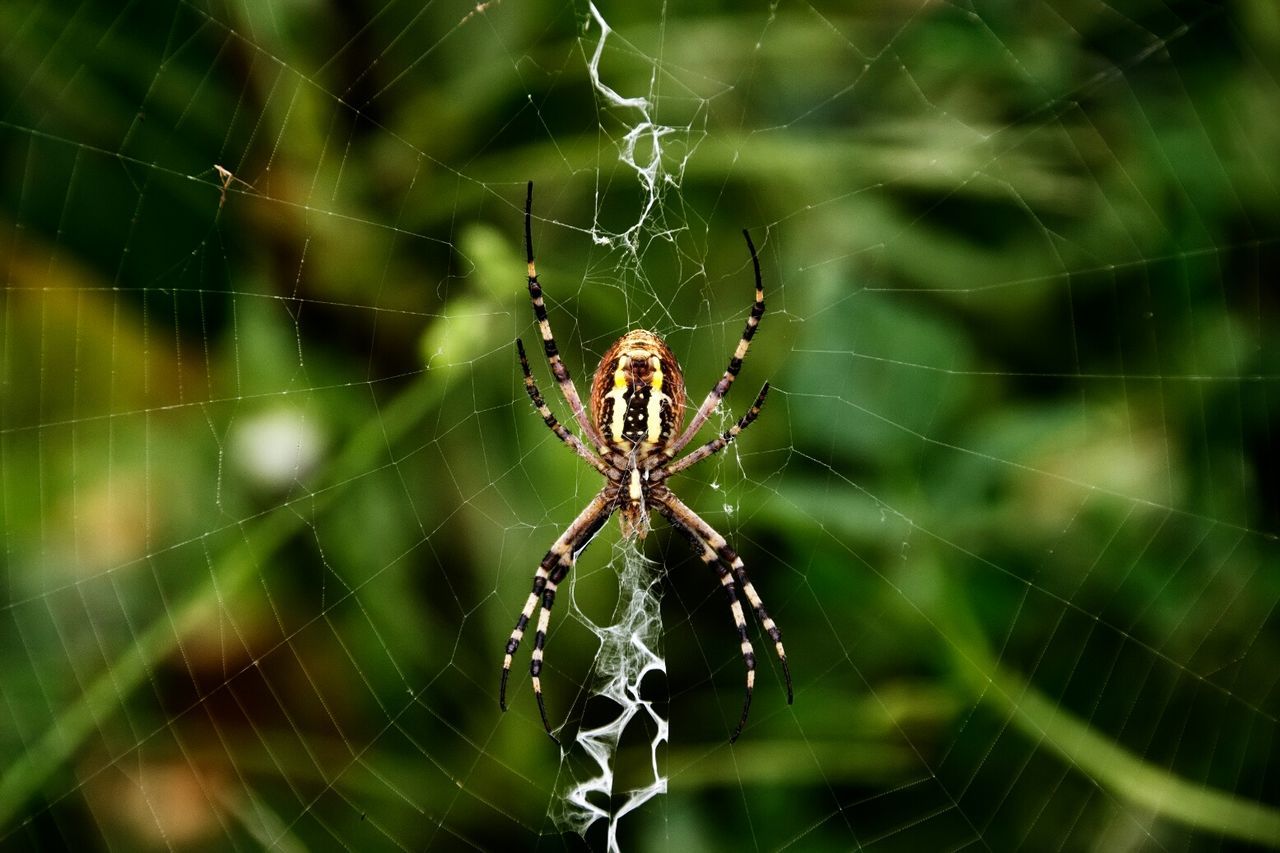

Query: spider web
left=2, top=0, right=1279, bottom=850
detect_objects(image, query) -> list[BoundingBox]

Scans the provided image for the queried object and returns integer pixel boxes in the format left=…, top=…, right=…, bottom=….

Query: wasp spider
left=500, top=183, right=792, bottom=744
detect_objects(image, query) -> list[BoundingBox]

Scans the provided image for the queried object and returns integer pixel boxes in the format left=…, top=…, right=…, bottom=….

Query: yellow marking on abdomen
left=645, top=356, right=666, bottom=445
left=606, top=356, right=631, bottom=444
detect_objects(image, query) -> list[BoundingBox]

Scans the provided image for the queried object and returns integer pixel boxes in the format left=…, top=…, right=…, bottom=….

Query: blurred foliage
left=1, top=0, right=1278, bottom=850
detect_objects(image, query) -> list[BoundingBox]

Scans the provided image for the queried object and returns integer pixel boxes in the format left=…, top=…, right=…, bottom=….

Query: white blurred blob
left=229, top=407, right=324, bottom=491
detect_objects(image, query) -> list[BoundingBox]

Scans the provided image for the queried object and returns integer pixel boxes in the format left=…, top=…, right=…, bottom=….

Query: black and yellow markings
left=661, top=510, right=759, bottom=742
left=500, top=492, right=615, bottom=742
left=599, top=352, right=677, bottom=451
left=671, top=228, right=765, bottom=453
left=655, top=490, right=793, bottom=739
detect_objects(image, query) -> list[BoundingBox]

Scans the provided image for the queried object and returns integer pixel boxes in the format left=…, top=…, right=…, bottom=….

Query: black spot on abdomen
left=621, top=385, right=651, bottom=444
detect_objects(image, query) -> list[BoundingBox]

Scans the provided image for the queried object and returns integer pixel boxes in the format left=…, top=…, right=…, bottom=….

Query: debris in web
left=214, top=164, right=245, bottom=209
left=551, top=542, right=668, bottom=851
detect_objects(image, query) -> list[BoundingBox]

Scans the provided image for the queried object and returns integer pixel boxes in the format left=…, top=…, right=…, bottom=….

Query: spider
left=500, top=182, right=792, bottom=744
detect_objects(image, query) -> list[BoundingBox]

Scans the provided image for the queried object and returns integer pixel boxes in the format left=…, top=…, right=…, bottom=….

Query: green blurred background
left=2, top=0, right=1278, bottom=849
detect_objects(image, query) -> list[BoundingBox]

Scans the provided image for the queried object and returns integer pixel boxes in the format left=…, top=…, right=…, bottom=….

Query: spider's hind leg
left=699, top=538, right=757, bottom=742
left=655, top=489, right=792, bottom=741
left=500, top=490, right=615, bottom=743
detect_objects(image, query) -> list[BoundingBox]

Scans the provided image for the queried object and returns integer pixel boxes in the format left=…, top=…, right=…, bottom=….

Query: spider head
left=590, top=330, right=686, bottom=459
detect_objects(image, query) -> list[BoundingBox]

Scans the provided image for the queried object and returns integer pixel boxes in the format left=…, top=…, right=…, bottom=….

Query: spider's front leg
left=523, top=181, right=606, bottom=449
left=500, top=489, right=616, bottom=743
left=668, top=228, right=766, bottom=456
left=516, top=338, right=610, bottom=476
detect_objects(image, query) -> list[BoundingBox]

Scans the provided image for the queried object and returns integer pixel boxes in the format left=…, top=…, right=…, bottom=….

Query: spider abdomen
left=590, top=330, right=686, bottom=457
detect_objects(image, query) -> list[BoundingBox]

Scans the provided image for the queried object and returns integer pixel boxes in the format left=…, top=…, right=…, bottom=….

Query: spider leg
left=654, top=490, right=791, bottom=741
left=524, top=182, right=607, bottom=449
left=665, top=516, right=758, bottom=742
left=500, top=490, right=615, bottom=744
left=665, top=382, right=768, bottom=478
left=668, top=229, right=765, bottom=456
left=516, top=339, right=610, bottom=477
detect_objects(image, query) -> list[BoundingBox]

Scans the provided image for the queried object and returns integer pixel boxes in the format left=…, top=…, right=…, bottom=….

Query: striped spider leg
left=653, top=486, right=792, bottom=743
left=523, top=181, right=607, bottom=451
left=499, top=489, right=616, bottom=744
left=663, top=228, right=766, bottom=459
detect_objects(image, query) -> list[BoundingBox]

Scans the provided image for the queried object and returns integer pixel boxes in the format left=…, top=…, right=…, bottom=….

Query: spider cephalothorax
left=500, top=182, right=792, bottom=744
